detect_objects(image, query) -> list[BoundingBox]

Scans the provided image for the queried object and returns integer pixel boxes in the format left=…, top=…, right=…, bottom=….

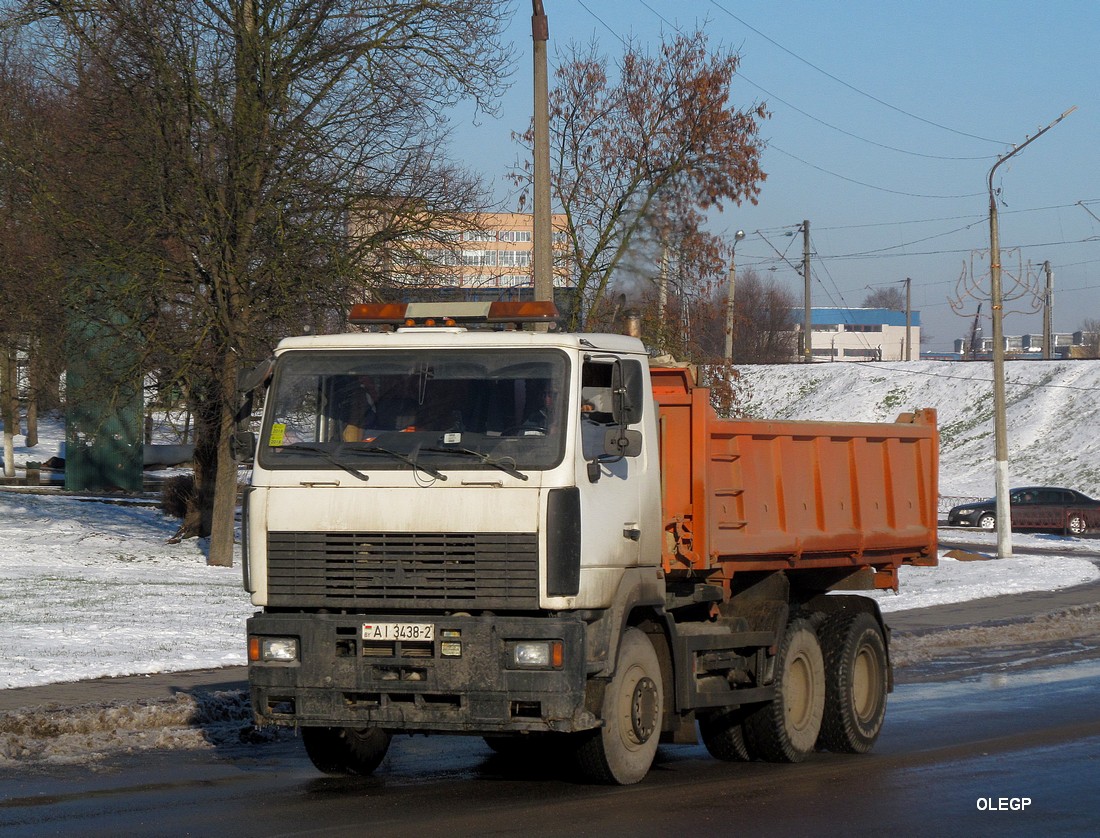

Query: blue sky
left=448, top=1, right=1100, bottom=352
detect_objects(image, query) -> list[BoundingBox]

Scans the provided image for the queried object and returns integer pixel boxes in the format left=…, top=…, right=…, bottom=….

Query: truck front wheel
left=575, top=628, right=664, bottom=785
left=742, top=619, right=825, bottom=763
left=817, top=612, right=888, bottom=753
left=301, top=726, right=392, bottom=775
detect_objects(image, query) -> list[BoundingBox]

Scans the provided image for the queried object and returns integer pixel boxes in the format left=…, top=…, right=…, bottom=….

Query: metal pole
left=985, top=106, right=1075, bottom=559
left=1043, top=260, right=1053, bottom=359
left=724, top=230, right=745, bottom=361
left=802, top=220, right=811, bottom=363
left=531, top=2, right=553, bottom=305
left=905, top=277, right=912, bottom=361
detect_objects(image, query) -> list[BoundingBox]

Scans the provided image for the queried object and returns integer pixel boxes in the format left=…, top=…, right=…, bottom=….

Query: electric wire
left=736, top=72, right=997, bottom=161
left=706, top=0, right=1009, bottom=145
left=769, top=144, right=987, bottom=199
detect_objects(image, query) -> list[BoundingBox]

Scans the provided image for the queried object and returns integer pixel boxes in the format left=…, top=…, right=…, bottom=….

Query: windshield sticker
left=269, top=423, right=287, bottom=446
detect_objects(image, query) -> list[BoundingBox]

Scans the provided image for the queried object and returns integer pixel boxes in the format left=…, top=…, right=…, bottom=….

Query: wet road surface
left=3, top=534, right=1098, bottom=836
left=2, top=656, right=1098, bottom=837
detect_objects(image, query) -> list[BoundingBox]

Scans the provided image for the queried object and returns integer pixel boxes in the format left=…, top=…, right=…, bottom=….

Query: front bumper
left=248, top=612, right=596, bottom=734
left=947, top=511, right=981, bottom=527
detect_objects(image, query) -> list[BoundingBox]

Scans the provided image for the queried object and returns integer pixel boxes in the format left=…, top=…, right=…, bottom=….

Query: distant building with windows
left=952, top=330, right=1098, bottom=359
left=394, top=212, right=572, bottom=293
left=790, top=307, right=921, bottom=362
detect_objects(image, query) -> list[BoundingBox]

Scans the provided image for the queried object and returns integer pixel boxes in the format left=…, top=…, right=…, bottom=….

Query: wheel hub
left=630, top=676, right=659, bottom=742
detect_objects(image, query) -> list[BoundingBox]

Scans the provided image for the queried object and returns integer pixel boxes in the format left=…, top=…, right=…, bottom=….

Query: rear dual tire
left=817, top=612, right=889, bottom=754
left=699, top=705, right=753, bottom=762
left=741, top=619, right=826, bottom=763
left=703, top=611, right=889, bottom=763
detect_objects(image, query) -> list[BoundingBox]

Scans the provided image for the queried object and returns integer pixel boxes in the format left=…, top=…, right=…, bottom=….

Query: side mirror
left=603, top=428, right=642, bottom=458
left=235, top=357, right=275, bottom=426
left=611, top=360, right=645, bottom=426
left=231, top=430, right=257, bottom=462
left=238, top=357, right=275, bottom=394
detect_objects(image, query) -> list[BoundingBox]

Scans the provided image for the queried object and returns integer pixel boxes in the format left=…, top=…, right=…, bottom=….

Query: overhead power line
left=736, top=73, right=997, bottom=161
left=768, top=144, right=986, bottom=199
left=706, top=0, right=1009, bottom=145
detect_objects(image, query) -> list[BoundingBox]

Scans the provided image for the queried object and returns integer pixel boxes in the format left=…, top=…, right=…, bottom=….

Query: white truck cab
left=244, top=302, right=665, bottom=783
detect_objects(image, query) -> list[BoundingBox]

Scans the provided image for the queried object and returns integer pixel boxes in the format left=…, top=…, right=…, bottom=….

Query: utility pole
left=986, top=106, right=1075, bottom=560
left=905, top=277, right=912, bottom=361
left=531, top=1, right=553, bottom=306
left=802, top=220, right=812, bottom=363
left=658, top=246, right=669, bottom=354
left=1042, top=260, right=1054, bottom=359
left=724, top=230, right=746, bottom=361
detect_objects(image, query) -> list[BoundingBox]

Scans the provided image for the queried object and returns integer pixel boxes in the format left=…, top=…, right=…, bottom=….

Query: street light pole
left=724, top=230, right=746, bottom=361
left=986, top=106, right=1075, bottom=560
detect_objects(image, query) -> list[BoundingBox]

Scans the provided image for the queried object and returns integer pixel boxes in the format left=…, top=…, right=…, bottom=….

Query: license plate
left=362, top=622, right=435, bottom=642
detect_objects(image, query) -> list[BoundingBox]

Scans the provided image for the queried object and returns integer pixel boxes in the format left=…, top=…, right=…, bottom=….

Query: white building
left=793, top=308, right=920, bottom=362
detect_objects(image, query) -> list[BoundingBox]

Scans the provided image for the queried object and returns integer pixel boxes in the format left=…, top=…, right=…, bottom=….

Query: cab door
left=575, top=358, right=644, bottom=570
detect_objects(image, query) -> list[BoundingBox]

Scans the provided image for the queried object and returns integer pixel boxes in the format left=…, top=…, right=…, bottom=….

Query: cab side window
left=580, top=361, right=614, bottom=459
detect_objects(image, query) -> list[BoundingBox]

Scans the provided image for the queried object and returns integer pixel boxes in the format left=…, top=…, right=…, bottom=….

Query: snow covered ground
left=729, top=359, right=1100, bottom=498
left=2, top=359, right=1100, bottom=690
left=1, top=486, right=1095, bottom=690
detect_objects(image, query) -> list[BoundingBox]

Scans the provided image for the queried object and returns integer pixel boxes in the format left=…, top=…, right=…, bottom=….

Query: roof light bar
left=349, top=301, right=559, bottom=326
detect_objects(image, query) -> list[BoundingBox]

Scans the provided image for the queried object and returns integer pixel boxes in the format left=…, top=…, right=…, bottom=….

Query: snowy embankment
left=728, top=359, right=1100, bottom=498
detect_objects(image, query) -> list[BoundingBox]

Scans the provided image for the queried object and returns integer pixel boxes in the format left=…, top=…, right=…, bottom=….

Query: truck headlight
left=249, top=636, right=299, bottom=662
left=512, top=640, right=563, bottom=669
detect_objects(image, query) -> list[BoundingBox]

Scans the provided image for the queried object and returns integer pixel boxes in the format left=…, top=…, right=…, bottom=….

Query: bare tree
left=2, top=0, right=512, bottom=565
left=0, top=36, right=67, bottom=460
left=514, top=30, right=768, bottom=330
left=727, top=269, right=798, bottom=364
left=1080, top=318, right=1100, bottom=358
left=862, top=286, right=906, bottom=311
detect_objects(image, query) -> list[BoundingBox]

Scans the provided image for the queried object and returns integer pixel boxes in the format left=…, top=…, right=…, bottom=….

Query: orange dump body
left=652, top=367, right=938, bottom=591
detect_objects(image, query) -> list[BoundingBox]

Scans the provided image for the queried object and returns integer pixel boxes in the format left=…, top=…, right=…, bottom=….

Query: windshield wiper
left=344, top=443, right=448, bottom=481
left=425, top=446, right=528, bottom=481
left=281, top=444, right=370, bottom=482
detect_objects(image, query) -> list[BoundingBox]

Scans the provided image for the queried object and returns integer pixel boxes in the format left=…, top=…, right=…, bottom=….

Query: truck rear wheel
left=301, top=726, right=391, bottom=775
left=574, top=628, right=663, bottom=785
left=742, top=619, right=825, bottom=763
left=699, top=706, right=754, bottom=762
left=817, top=612, right=888, bottom=754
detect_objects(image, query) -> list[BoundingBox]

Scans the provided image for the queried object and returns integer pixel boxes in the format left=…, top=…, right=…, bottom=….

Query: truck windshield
left=258, top=349, right=569, bottom=473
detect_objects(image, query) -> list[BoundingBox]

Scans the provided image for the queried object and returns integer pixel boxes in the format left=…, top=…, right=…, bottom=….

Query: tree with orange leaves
left=516, top=30, right=768, bottom=332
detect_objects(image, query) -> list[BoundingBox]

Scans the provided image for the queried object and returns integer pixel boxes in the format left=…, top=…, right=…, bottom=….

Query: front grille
left=266, top=531, right=539, bottom=609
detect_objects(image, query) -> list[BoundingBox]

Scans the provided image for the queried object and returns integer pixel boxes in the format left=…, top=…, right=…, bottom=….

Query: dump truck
left=239, top=301, right=938, bottom=784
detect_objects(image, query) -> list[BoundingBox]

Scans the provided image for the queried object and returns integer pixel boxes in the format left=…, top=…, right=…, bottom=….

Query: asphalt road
left=1, top=659, right=1098, bottom=837
left=1, top=535, right=1098, bottom=837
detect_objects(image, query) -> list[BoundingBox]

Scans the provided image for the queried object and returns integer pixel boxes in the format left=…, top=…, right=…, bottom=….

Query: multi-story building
left=395, top=212, right=572, bottom=294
